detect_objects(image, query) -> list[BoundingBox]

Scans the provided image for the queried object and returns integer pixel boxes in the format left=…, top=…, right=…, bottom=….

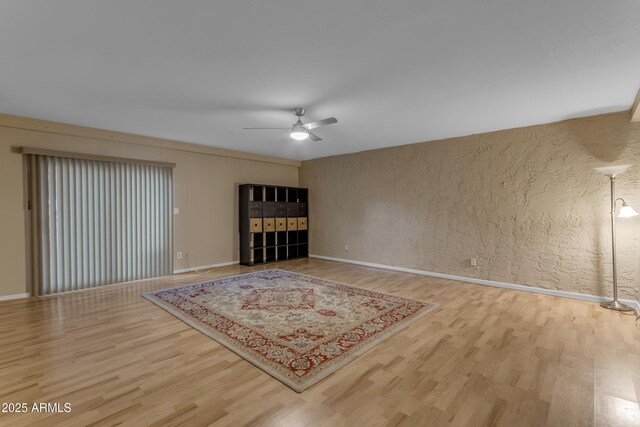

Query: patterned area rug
left=143, top=269, right=438, bottom=392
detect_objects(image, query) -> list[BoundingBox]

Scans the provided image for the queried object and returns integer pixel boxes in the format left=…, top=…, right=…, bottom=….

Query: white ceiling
left=1, top=1, right=639, bottom=161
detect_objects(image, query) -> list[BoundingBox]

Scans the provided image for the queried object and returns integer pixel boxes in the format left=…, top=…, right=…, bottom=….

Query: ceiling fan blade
left=242, top=127, right=290, bottom=130
left=302, top=117, right=337, bottom=130
left=308, top=132, right=322, bottom=142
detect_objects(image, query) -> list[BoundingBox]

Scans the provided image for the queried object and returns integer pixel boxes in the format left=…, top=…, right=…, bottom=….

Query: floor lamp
left=595, top=165, right=638, bottom=312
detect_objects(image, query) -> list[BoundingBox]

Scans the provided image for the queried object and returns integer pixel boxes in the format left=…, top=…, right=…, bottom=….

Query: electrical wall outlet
left=174, top=207, right=180, bottom=215
left=177, top=251, right=183, bottom=260
left=470, top=258, right=477, bottom=266
left=345, top=244, right=349, bottom=251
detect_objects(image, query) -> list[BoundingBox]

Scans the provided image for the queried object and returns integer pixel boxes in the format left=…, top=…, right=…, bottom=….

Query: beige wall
left=0, top=114, right=299, bottom=297
left=4, top=111, right=639, bottom=301
left=301, top=112, right=640, bottom=301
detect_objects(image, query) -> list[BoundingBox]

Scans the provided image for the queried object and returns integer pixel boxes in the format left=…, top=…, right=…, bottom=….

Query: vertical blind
left=27, top=154, right=173, bottom=296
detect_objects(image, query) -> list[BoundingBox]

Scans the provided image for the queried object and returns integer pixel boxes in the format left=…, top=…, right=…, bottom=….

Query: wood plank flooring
left=0, top=258, right=639, bottom=426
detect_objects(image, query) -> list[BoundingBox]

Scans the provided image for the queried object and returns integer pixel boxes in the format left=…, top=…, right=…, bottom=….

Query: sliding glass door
left=26, top=153, right=173, bottom=295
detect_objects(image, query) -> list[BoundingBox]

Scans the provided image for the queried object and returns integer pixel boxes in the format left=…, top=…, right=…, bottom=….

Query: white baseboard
left=0, top=293, right=30, bottom=301
left=310, top=254, right=640, bottom=311
left=174, top=261, right=239, bottom=274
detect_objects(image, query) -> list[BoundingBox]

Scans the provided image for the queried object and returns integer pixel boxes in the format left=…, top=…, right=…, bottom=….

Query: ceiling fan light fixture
left=290, top=121, right=309, bottom=141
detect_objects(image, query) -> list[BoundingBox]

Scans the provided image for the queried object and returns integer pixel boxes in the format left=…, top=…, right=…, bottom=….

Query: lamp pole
left=600, top=174, right=633, bottom=312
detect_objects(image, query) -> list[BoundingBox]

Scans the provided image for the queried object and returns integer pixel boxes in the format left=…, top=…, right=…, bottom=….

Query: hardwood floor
left=0, top=258, right=639, bottom=426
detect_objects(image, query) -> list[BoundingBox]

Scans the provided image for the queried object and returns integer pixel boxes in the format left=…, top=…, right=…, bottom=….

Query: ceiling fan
left=243, top=108, right=337, bottom=141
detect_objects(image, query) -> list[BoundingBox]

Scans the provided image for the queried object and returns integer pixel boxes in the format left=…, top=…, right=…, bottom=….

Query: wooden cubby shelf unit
left=239, top=184, right=309, bottom=266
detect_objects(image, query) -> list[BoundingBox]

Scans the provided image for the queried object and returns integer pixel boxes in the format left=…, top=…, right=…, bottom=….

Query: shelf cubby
left=276, top=187, right=287, bottom=202
left=288, top=231, right=298, bottom=245
left=298, top=244, right=308, bottom=258
left=253, top=233, right=264, bottom=249
left=288, top=188, right=298, bottom=203
left=252, top=248, right=264, bottom=264
left=265, top=232, right=276, bottom=247
left=288, top=244, right=299, bottom=259
left=265, top=186, right=276, bottom=202
left=265, top=247, right=276, bottom=262
left=252, top=186, right=263, bottom=202
left=277, top=245, right=287, bottom=261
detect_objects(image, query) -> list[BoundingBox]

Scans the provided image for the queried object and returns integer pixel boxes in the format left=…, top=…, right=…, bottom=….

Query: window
left=25, top=151, right=174, bottom=295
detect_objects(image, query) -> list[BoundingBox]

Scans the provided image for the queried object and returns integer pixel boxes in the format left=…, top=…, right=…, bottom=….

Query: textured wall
left=0, top=115, right=298, bottom=297
left=300, top=112, right=640, bottom=300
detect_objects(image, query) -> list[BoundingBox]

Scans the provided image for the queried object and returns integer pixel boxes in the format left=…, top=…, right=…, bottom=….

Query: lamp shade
left=290, top=121, right=309, bottom=141
left=594, top=164, right=632, bottom=176
left=618, top=204, right=639, bottom=218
